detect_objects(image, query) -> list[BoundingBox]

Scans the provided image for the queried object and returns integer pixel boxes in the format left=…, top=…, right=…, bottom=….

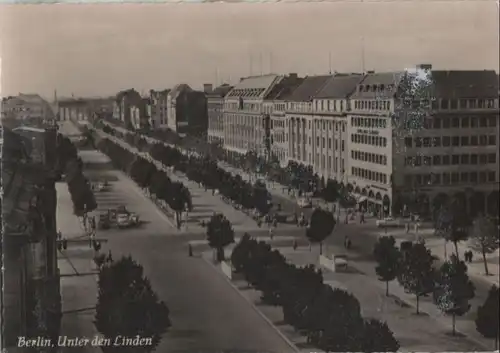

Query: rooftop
left=350, top=72, right=404, bottom=99
left=286, top=75, right=332, bottom=102
left=265, top=74, right=304, bottom=100
left=430, top=70, right=499, bottom=98
left=315, top=73, right=365, bottom=99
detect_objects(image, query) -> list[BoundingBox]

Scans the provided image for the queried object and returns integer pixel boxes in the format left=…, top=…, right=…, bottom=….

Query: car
left=297, top=197, right=312, bottom=208
left=376, top=217, right=401, bottom=228
left=116, top=213, right=131, bottom=228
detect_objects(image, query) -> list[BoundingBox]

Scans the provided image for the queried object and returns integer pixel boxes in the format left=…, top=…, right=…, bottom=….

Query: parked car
left=376, top=217, right=401, bottom=228
left=297, top=197, right=312, bottom=208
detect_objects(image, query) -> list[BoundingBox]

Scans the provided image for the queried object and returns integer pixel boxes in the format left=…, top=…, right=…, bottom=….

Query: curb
left=201, top=255, right=300, bottom=353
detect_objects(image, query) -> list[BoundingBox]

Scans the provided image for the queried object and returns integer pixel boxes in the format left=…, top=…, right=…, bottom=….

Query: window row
left=432, top=98, right=496, bottom=110
left=405, top=171, right=496, bottom=187
left=314, top=99, right=345, bottom=113
left=351, top=117, right=388, bottom=129
left=313, top=137, right=345, bottom=151
left=289, top=119, right=346, bottom=133
left=351, top=134, right=388, bottom=147
left=405, top=135, right=496, bottom=148
left=351, top=167, right=388, bottom=184
left=423, top=115, right=497, bottom=129
left=353, top=100, right=392, bottom=111
left=404, top=153, right=496, bottom=167
left=351, top=150, right=388, bottom=165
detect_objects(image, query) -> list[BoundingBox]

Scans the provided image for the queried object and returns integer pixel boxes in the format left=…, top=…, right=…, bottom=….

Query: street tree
left=307, top=208, right=336, bottom=254
left=475, top=285, right=499, bottom=350
left=434, top=254, right=475, bottom=336
left=95, top=256, right=171, bottom=353
left=322, top=179, right=340, bottom=211
left=469, top=215, right=499, bottom=275
left=373, top=236, right=402, bottom=296
left=397, top=242, right=436, bottom=314
left=360, top=318, right=400, bottom=353
left=435, top=201, right=471, bottom=259
left=206, top=213, right=235, bottom=262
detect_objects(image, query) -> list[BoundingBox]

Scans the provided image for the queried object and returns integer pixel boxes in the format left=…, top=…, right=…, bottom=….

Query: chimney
left=417, top=64, right=432, bottom=70
left=203, top=84, right=213, bottom=94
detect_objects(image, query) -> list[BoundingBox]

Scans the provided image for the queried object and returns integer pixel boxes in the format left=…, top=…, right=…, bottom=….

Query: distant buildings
left=1, top=93, right=55, bottom=124
left=149, top=89, right=170, bottom=128
left=166, top=84, right=208, bottom=137
left=113, top=89, right=147, bottom=129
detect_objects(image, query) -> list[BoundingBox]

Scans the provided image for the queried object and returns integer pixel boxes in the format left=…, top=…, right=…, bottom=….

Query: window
left=415, top=138, right=423, bottom=147
left=443, top=118, right=451, bottom=128
left=423, top=137, right=431, bottom=147
left=479, top=172, right=487, bottom=183
left=471, top=154, right=478, bottom=164
left=341, top=141, right=345, bottom=151
left=452, top=155, right=460, bottom=165
left=441, top=99, right=449, bottom=109
left=479, top=154, right=487, bottom=165
left=471, top=117, right=478, bottom=128
left=480, top=117, right=488, bottom=127
left=450, top=99, right=458, bottom=109
left=470, top=136, right=478, bottom=146
left=488, top=171, right=496, bottom=182
left=415, top=156, right=422, bottom=166
left=470, top=172, right=478, bottom=183
left=452, top=117, right=460, bottom=128
left=433, top=137, right=441, bottom=147
left=433, top=174, right=441, bottom=185
left=442, top=155, right=450, bottom=165
left=451, top=173, right=459, bottom=184
left=487, top=117, right=497, bottom=127
left=443, top=173, right=450, bottom=184
left=488, top=135, right=496, bottom=145
left=461, top=136, right=469, bottom=146
left=433, top=118, right=442, bottom=129
left=405, top=137, right=413, bottom=147
left=424, top=156, right=432, bottom=166
left=443, top=136, right=451, bottom=147
left=488, top=153, right=496, bottom=163
left=452, top=136, right=460, bottom=146
left=479, top=135, right=487, bottom=146
left=461, top=117, right=470, bottom=128
left=460, top=154, right=469, bottom=164
left=460, top=172, right=469, bottom=183
left=433, top=155, right=441, bottom=165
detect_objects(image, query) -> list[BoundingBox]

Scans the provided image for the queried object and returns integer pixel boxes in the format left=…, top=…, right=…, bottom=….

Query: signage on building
left=357, top=129, right=379, bottom=135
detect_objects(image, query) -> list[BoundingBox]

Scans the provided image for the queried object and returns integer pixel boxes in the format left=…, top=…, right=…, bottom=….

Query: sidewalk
left=374, top=227, right=500, bottom=286
left=204, top=241, right=485, bottom=352
left=56, top=182, right=101, bottom=353
left=93, top=125, right=296, bottom=233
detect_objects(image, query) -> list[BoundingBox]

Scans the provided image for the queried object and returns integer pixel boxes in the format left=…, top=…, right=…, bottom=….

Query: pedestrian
left=293, top=239, right=298, bottom=251
left=269, top=227, right=274, bottom=240
left=106, top=250, right=113, bottom=263
left=405, top=223, right=410, bottom=234
left=464, top=250, right=470, bottom=262
left=469, top=251, right=474, bottom=263
left=188, top=243, right=193, bottom=257
left=344, top=235, right=349, bottom=249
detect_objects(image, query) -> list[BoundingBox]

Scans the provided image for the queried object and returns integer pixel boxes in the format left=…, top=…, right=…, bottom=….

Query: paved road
left=62, top=138, right=296, bottom=353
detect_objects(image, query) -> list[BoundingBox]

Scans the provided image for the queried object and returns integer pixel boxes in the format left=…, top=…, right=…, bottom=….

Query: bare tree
left=469, top=215, right=499, bottom=275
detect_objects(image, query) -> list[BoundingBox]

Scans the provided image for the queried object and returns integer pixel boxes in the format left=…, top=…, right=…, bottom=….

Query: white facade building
left=1, top=94, right=54, bottom=123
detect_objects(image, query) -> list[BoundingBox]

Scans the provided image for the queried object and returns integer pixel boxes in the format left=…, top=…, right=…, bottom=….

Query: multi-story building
left=149, top=89, right=170, bottom=128
left=347, top=71, right=399, bottom=216
left=113, top=89, right=145, bottom=128
left=1, top=94, right=55, bottom=124
left=266, top=74, right=304, bottom=165
left=2, top=126, right=61, bottom=352
left=311, top=73, right=365, bottom=182
left=392, top=68, right=499, bottom=218
left=207, top=84, right=233, bottom=145
left=285, top=75, right=332, bottom=166
left=223, top=74, right=289, bottom=158
left=348, top=66, right=499, bottom=218
left=166, top=84, right=208, bottom=137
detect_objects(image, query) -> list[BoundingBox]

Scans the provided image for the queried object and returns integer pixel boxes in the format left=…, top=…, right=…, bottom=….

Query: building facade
left=348, top=71, right=401, bottom=216
left=311, top=73, right=365, bottom=182
left=285, top=75, right=332, bottom=167
left=149, top=89, right=170, bottom=129
left=2, top=127, right=61, bottom=352
left=223, top=74, right=285, bottom=157
left=392, top=68, right=499, bottom=218
left=166, top=84, right=208, bottom=137
left=113, top=89, right=145, bottom=129
left=1, top=94, right=55, bottom=124
left=207, top=84, right=233, bottom=145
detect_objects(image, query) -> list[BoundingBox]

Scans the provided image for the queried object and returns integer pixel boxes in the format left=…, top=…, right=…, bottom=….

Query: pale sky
left=0, top=1, right=498, bottom=99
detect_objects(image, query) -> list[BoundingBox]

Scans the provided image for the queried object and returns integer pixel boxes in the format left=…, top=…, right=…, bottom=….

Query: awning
left=357, top=196, right=367, bottom=203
